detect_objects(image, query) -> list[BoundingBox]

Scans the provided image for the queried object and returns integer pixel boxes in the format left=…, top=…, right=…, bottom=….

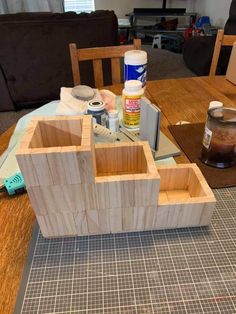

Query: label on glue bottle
left=124, top=64, right=147, bottom=87
left=123, top=95, right=141, bottom=128
left=124, top=50, right=147, bottom=88
left=202, top=126, right=212, bottom=149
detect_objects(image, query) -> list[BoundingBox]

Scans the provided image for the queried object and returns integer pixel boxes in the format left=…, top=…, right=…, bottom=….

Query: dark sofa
left=183, top=0, right=236, bottom=76
left=0, top=10, right=119, bottom=111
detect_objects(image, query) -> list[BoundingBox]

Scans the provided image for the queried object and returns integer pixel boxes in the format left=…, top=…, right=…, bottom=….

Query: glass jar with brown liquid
left=201, top=107, right=236, bottom=168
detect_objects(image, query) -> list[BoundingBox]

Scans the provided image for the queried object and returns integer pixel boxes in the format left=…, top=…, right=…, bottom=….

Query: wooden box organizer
left=16, top=116, right=216, bottom=238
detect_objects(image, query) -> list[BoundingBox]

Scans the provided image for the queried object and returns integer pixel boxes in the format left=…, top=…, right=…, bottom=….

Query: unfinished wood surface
left=156, top=164, right=216, bottom=228
left=210, top=29, right=236, bottom=76
left=69, top=38, right=141, bottom=87
left=2, top=77, right=234, bottom=313
left=95, top=142, right=149, bottom=176
left=74, top=211, right=88, bottom=235
left=37, top=212, right=77, bottom=237
left=155, top=202, right=215, bottom=229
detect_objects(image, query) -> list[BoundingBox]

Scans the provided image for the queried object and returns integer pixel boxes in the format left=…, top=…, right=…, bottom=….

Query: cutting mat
left=15, top=188, right=236, bottom=314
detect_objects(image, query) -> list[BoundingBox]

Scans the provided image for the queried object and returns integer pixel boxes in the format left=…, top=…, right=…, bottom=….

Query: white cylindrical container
left=122, top=80, right=144, bottom=128
left=124, top=50, right=147, bottom=87
left=108, top=110, right=119, bottom=132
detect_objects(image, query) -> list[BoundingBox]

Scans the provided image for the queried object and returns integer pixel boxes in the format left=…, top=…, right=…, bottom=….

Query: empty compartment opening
left=29, top=119, right=82, bottom=148
left=95, top=145, right=148, bottom=176
left=158, top=167, right=206, bottom=203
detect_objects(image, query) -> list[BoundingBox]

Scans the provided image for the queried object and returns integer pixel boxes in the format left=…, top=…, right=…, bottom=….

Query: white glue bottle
left=108, top=110, right=119, bottom=132
left=122, top=80, right=144, bottom=129
left=124, top=50, right=147, bottom=88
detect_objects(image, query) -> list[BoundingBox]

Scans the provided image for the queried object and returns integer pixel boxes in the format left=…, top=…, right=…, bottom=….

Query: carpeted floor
left=0, top=46, right=195, bottom=135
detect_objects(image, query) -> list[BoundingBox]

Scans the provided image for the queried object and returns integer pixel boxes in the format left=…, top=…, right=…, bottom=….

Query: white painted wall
left=193, top=0, right=231, bottom=27
left=95, top=0, right=231, bottom=27
left=95, top=0, right=195, bottom=19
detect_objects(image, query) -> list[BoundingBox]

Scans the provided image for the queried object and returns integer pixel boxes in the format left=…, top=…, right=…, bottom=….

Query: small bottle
left=122, top=80, right=144, bottom=128
left=108, top=110, right=119, bottom=132
left=87, top=101, right=107, bottom=126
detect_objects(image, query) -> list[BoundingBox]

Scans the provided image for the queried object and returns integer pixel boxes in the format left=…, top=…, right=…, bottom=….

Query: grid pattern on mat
left=17, top=187, right=236, bottom=314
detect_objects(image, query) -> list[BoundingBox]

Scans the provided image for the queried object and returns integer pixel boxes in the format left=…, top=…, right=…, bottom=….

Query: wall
left=95, top=0, right=195, bottom=19
left=95, top=0, right=231, bottom=26
left=193, top=0, right=231, bottom=27
left=194, top=0, right=231, bottom=27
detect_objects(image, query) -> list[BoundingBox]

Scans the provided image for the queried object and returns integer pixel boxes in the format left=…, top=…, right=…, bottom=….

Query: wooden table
left=0, top=76, right=236, bottom=313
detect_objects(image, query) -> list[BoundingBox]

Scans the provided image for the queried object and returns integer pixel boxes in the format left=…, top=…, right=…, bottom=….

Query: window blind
left=64, top=0, right=95, bottom=13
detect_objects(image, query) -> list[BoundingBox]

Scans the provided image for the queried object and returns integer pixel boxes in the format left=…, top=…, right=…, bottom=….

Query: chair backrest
left=69, top=39, right=141, bottom=88
left=209, top=29, right=236, bottom=75
left=226, top=42, right=236, bottom=84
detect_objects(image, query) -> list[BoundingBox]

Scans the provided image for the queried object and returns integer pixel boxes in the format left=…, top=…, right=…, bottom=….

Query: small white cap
left=124, top=50, right=147, bottom=65
left=108, top=110, right=119, bottom=118
left=125, top=80, right=142, bottom=93
left=209, top=101, right=223, bottom=110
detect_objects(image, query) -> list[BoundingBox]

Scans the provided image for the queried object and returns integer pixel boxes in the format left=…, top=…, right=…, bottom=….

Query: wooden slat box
left=16, top=116, right=215, bottom=238
left=155, top=164, right=216, bottom=229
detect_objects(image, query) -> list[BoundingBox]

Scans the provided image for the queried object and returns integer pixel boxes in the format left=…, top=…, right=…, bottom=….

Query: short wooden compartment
left=155, top=164, right=216, bottom=229
left=93, top=142, right=160, bottom=234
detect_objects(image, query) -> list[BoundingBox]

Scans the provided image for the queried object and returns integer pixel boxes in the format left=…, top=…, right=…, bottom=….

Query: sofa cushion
left=0, top=11, right=118, bottom=110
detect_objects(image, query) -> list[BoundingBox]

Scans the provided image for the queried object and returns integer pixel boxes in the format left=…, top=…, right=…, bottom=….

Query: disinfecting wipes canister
left=124, top=50, right=147, bottom=87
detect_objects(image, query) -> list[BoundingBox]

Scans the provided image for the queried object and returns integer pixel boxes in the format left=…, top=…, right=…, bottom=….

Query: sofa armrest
left=183, top=36, right=216, bottom=76
left=0, top=66, right=15, bottom=111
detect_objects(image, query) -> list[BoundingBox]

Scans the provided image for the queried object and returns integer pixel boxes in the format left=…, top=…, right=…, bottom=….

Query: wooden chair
left=69, top=39, right=141, bottom=88
left=209, top=29, right=236, bottom=76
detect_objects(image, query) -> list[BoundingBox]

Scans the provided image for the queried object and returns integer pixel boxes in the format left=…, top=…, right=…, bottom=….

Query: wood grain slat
left=93, top=59, right=104, bottom=88
left=111, top=57, right=121, bottom=84
left=222, top=34, right=236, bottom=46
left=69, top=43, right=81, bottom=85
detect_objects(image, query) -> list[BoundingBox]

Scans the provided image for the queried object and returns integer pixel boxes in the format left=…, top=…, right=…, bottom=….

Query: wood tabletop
left=0, top=76, right=236, bottom=313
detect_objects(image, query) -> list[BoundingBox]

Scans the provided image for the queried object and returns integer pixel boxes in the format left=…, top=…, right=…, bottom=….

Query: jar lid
left=209, top=107, right=236, bottom=125
left=88, top=100, right=105, bottom=112
left=208, top=101, right=223, bottom=110
left=108, top=110, right=119, bottom=118
left=124, top=50, right=147, bottom=65
left=124, top=80, right=142, bottom=93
